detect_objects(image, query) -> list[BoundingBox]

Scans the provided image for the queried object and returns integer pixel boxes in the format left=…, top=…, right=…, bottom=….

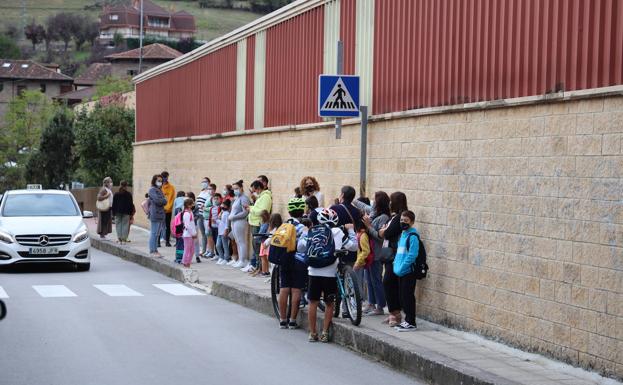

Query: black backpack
left=406, top=233, right=428, bottom=279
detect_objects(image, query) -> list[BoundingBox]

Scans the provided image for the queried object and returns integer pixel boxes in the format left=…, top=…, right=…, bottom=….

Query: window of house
left=16, top=85, right=26, bottom=96
left=40, top=84, right=46, bottom=93
left=0, top=82, right=3, bottom=93
left=110, top=14, right=119, bottom=21
left=127, top=69, right=137, bottom=76
left=2, top=63, right=10, bottom=68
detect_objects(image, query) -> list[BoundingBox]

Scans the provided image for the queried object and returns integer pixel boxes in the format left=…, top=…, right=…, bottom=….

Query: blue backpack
left=304, top=224, right=337, bottom=268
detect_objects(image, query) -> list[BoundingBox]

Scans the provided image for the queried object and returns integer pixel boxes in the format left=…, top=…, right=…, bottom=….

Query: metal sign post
left=335, top=40, right=344, bottom=139
left=359, top=105, right=368, bottom=197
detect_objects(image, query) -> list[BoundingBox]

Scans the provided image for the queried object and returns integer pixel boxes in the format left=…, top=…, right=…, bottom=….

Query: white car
left=0, top=189, right=92, bottom=271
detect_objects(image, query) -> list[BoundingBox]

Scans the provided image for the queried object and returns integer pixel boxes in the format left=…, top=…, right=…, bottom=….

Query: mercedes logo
left=39, top=235, right=50, bottom=246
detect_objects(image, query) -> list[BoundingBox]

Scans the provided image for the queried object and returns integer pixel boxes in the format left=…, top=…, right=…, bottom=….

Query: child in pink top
left=182, top=198, right=197, bottom=268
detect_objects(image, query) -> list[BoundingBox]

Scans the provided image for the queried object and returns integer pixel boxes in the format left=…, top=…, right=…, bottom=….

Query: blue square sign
left=318, top=75, right=360, bottom=118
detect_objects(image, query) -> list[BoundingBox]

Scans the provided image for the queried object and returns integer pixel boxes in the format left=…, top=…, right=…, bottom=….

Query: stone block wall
left=133, top=94, right=623, bottom=379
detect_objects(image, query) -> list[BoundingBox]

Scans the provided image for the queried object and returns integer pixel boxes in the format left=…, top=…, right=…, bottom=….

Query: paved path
left=0, top=248, right=422, bottom=385
left=86, top=220, right=622, bottom=385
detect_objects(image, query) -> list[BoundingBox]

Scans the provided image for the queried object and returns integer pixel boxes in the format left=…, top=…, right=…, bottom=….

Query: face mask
left=222, top=190, right=227, bottom=195
left=201, top=182, right=208, bottom=189
left=156, top=181, right=163, bottom=188
left=213, top=199, right=220, bottom=205
left=234, top=190, right=240, bottom=197
left=400, top=222, right=411, bottom=231
left=162, top=177, right=168, bottom=183
left=207, top=189, right=213, bottom=196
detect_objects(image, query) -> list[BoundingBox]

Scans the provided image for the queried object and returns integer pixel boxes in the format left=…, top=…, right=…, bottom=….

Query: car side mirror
left=0, top=300, right=6, bottom=321
left=83, top=210, right=94, bottom=218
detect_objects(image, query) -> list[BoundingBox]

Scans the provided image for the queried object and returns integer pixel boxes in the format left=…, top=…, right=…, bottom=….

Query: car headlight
left=0, top=230, right=13, bottom=244
left=73, top=229, right=89, bottom=243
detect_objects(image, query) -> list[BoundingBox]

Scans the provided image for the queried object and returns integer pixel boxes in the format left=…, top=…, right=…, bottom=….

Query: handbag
left=96, top=194, right=111, bottom=212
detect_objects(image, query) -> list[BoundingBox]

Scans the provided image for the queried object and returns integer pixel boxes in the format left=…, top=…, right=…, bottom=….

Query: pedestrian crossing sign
left=318, top=75, right=360, bottom=117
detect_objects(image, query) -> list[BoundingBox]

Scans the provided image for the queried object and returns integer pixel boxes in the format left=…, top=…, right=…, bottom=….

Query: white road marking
left=94, top=284, right=143, bottom=297
left=0, top=286, right=8, bottom=298
left=32, top=285, right=77, bottom=298
left=152, top=284, right=205, bottom=296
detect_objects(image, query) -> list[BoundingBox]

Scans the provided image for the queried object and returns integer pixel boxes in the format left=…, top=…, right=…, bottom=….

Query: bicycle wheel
left=343, top=265, right=362, bottom=326
left=270, top=266, right=281, bottom=320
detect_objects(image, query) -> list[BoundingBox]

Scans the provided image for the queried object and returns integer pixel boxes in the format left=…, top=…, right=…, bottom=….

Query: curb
left=210, top=280, right=522, bottom=385
left=93, top=239, right=521, bottom=385
left=90, top=238, right=198, bottom=283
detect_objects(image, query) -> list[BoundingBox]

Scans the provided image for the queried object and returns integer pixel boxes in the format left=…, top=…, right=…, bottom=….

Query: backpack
left=268, top=221, right=297, bottom=265
left=357, top=232, right=375, bottom=269
left=407, top=233, right=428, bottom=279
left=304, top=224, right=337, bottom=268
left=172, top=212, right=184, bottom=238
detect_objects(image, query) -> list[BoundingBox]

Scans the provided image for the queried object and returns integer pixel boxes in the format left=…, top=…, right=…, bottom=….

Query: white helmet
left=315, top=208, right=338, bottom=227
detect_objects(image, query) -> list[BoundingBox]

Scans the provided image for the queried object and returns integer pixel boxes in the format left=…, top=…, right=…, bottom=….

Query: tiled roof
left=171, top=11, right=196, bottom=31
left=54, top=86, right=96, bottom=103
left=105, top=43, right=183, bottom=61
left=0, top=60, right=72, bottom=81
left=74, top=63, right=112, bottom=86
left=100, top=0, right=195, bottom=33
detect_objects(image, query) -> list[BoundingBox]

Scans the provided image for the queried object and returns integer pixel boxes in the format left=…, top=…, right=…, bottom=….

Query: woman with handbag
left=96, top=177, right=114, bottom=239
left=353, top=192, right=391, bottom=316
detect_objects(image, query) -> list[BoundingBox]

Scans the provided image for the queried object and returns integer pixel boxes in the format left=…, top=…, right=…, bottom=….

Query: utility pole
left=138, top=0, right=144, bottom=74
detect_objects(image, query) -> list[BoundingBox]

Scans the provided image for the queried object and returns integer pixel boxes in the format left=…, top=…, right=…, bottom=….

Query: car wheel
left=76, top=263, right=90, bottom=272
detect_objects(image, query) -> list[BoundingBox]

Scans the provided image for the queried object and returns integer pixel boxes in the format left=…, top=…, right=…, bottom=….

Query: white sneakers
left=241, top=264, right=255, bottom=273
left=226, top=260, right=236, bottom=266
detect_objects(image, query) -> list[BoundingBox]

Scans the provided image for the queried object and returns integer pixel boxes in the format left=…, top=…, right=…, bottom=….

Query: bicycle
left=332, top=250, right=363, bottom=326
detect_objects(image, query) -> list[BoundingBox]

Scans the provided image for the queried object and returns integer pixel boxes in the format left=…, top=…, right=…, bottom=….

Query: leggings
left=231, top=220, right=249, bottom=263
left=197, top=216, right=207, bottom=254
left=383, top=261, right=401, bottom=313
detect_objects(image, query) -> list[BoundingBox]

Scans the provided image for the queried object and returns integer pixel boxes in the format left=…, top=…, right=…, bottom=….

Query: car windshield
left=2, top=194, right=80, bottom=217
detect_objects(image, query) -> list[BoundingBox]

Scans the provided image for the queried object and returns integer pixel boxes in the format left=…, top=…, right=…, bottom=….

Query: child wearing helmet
left=298, top=207, right=358, bottom=342
left=277, top=197, right=308, bottom=330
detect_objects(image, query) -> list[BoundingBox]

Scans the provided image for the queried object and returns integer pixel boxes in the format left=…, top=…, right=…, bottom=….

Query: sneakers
left=320, top=331, right=329, bottom=343
left=288, top=321, right=299, bottom=330
left=195, top=256, right=202, bottom=263
left=216, top=259, right=226, bottom=265
left=308, top=333, right=319, bottom=342
left=232, top=260, right=244, bottom=268
left=394, top=321, right=417, bottom=332
left=241, top=265, right=255, bottom=273
left=210, top=255, right=219, bottom=261
left=226, top=260, right=236, bottom=266
left=279, top=320, right=288, bottom=329
left=364, top=307, right=384, bottom=316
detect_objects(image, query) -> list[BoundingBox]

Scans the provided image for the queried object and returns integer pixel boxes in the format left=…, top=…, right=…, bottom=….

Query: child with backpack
left=171, top=193, right=186, bottom=264
left=299, top=208, right=358, bottom=343
left=215, top=199, right=231, bottom=265
left=392, top=210, right=427, bottom=331
left=251, top=210, right=271, bottom=277
left=181, top=197, right=198, bottom=268
left=269, top=197, right=308, bottom=329
left=208, top=193, right=222, bottom=261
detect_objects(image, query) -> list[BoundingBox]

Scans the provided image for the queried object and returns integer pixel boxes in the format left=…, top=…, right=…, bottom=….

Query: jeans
left=115, top=214, right=130, bottom=241
left=149, top=220, right=162, bottom=253
left=250, top=225, right=261, bottom=268
left=197, top=216, right=207, bottom=254
left=365, top=261, right=386, bottom=308
left=399, top=271, right=417, bottom=325
left=216, top=235, right=230, bottom=261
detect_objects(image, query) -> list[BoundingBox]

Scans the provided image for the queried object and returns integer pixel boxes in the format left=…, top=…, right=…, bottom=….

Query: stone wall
left=133, top=94, right=623, bottom=379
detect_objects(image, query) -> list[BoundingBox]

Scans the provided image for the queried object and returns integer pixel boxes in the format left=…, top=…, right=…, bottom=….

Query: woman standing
left=354, top=192, right=391, bottom=316
left=246, top=180, right=272, bottom=272
left=300, top=176, right=325, bottom=208
left=148, top=174, right=168, bottom=257
left=195, top=177, right=211, bottom=256
left=96, top=177, right=114, bottom=239
left=111, top=180, right=135, bottom=244
left=379, top=192, right=409, bottom=327
left=226, top=180, right=250, bottom=268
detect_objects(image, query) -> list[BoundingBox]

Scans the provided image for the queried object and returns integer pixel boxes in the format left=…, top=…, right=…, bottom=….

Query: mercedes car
left=0, top=189, right=92, bottom=271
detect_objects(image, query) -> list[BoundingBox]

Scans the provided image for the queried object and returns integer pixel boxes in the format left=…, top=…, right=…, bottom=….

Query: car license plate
left=29, top=247, right=59, bottom=255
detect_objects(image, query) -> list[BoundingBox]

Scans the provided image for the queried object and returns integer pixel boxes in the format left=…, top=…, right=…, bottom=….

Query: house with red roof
left=99, top=0, right=196, bottom=41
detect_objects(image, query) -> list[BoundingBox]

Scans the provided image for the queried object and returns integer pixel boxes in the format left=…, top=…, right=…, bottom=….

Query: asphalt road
left=0, top=249, right=423, bottom=385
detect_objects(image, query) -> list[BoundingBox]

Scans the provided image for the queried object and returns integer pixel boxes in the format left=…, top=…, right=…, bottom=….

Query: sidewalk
left=86, top=219, right=620, bottom=385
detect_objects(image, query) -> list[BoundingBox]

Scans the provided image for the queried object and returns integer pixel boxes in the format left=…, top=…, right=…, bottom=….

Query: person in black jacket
left=112, top=180, right=135, bottom=244
left=379, top=191, right=409, bottom=327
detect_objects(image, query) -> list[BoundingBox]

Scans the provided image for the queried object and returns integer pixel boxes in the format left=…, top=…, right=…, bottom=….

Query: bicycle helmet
left=287, top=197, right=306, bottom=213
left=315, top=208, right=339, bottom=227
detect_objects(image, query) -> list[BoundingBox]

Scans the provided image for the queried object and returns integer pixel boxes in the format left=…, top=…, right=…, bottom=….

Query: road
left=0, top=249, right=423, bottom=385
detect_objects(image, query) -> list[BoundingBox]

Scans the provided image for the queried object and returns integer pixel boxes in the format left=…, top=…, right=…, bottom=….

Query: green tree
left=25, top=108, right=75, bottom=189
left=93, top=76, right=133, bottom=100
left=0, top=90, right=57, bottom=189
left=73, top=104, right=134, bottom=187
left=113, top=32, right=124, bottom=47
left=24, top=20, right=45, bottom=50
left=0, top=34, right=20, bottom=59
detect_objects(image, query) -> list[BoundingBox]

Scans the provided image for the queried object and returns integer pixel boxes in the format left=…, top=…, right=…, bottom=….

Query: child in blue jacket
left=392, top=210, right=419, bottom=331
